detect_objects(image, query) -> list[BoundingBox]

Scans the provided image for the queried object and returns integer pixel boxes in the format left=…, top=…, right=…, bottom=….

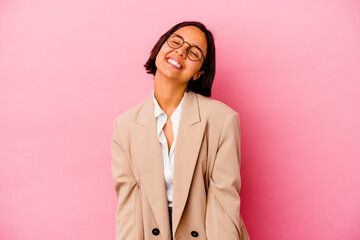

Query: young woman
left=111, top=21, right=250, bottom=240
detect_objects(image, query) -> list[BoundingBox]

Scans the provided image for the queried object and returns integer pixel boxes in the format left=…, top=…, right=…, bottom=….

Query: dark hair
left=144, top=21, right=216, bottom=97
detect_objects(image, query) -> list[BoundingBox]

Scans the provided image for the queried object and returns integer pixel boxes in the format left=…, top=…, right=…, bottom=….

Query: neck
left=153, top=73, right=187, bottom=115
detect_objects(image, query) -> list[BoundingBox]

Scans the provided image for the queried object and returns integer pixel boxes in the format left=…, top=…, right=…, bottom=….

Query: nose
left=175, top=43, right=191, bottom=59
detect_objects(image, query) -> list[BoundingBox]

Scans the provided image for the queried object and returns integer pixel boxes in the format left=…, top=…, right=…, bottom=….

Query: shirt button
left=191, top=231, right=199, bottom=237
left=152, top=228, right=160, bottom=236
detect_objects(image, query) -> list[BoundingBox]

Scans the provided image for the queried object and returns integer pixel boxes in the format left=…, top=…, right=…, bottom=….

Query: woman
left=111, top=21, right=250, bottom=240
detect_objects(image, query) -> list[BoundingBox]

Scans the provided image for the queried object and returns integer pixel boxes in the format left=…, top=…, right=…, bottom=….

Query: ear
left=192, top=71, right=205, bottom=81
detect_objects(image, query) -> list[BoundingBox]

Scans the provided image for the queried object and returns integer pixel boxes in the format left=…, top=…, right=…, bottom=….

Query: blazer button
left=191, top=231, right=199, bottom=237
left=152, top=228, right=160, bottom=236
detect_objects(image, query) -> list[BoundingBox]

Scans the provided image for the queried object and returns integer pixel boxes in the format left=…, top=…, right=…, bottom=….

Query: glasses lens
left=167, top=36, right=183, bottom=49
left=187, top=47, right=202, bottom=61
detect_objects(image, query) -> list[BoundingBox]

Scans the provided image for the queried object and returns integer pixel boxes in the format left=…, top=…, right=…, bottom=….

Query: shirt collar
left=153, top=90, right=165, bottom=119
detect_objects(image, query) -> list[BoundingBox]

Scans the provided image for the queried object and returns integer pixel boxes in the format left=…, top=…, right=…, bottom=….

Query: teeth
left=168, top=58, right=181, bottom=68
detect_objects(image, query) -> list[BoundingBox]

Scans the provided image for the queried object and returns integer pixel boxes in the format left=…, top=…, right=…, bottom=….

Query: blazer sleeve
left=205, top=112, right=249, bottom=240
left=111, top=119, right=143, bottom=240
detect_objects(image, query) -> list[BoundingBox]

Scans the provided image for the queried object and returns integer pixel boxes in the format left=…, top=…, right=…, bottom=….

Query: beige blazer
left=111, top=89, right=250, bottom=240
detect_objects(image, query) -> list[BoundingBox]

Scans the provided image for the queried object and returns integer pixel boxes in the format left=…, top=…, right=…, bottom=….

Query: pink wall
left=1, top=0, right=359, bottom=239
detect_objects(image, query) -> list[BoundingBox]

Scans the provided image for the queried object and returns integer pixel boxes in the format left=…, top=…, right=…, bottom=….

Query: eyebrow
left=172, top=33, right=205, bottom=55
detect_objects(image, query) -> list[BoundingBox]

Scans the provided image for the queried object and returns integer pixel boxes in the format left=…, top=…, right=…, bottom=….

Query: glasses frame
left=166, top=33, right=206, bottom=62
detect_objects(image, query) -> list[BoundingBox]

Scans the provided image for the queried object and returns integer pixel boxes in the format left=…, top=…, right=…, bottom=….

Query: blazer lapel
left=131, top=92, right=170, bottom=240
left=172, top=90, right=206, bottom=234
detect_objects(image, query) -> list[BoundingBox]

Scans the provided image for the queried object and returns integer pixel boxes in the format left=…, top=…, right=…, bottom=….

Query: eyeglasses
left=166, top=33, right=206, bottom=62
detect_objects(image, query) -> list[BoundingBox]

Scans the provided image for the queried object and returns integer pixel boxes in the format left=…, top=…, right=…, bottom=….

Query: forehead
left=173, top=26, right=207, bottom=54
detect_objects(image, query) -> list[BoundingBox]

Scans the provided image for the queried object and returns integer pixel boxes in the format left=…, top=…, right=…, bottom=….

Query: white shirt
left=153, top=89, right=184, bottom=207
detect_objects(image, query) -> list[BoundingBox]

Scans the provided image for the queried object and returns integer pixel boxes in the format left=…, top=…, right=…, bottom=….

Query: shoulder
left=113, top=97, right=148, bottom=126
left=195, top=92, right=239, bottom=122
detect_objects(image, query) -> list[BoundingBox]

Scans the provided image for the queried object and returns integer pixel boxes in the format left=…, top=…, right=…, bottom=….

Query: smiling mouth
left=167, top=58, right=182, bottom=69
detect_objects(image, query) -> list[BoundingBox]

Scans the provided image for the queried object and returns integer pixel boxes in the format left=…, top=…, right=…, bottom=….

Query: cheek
left=158, top=44, right=171, bottom=57
left=189, top=63, right=202, bottom=74
left=155, top=46, right=168, bottom=66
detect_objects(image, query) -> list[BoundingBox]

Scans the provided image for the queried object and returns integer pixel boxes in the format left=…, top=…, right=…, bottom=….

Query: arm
left=205, top=112, right=244, bottom=239
left=111, top=119, right=142, bottom=240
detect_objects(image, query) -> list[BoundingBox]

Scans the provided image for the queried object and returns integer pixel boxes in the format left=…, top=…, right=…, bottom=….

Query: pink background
left=1, top=0, right=359, bottom=239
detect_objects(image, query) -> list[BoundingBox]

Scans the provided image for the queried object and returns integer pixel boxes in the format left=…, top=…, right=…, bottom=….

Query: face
left=154, top=26, right=208, bottom=85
